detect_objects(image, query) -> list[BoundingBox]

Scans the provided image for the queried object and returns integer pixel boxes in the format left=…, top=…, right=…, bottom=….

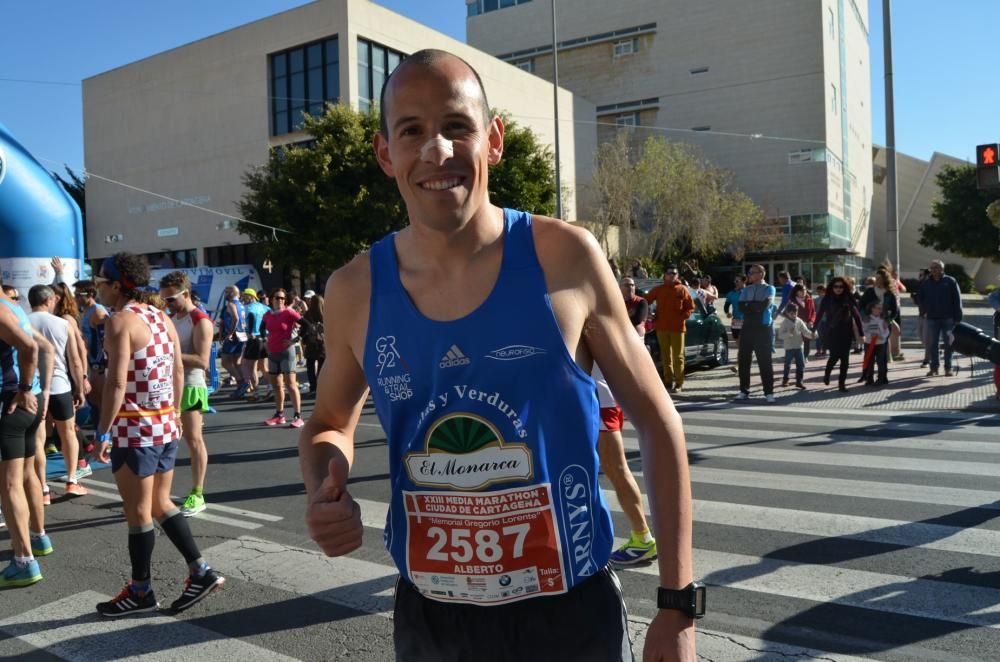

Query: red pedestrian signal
left=976, top=143, right=1000, bottom=190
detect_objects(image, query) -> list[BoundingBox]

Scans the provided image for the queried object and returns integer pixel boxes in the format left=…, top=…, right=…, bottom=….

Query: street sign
left=976, top=143, right=1000, bottom=189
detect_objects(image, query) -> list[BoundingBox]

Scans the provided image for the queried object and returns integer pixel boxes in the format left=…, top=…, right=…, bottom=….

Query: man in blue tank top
left=300, top=50, right=699, bottom=661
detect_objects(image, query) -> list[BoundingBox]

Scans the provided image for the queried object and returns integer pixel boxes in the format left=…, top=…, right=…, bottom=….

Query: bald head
left=379, top=49, right=491, bottom=138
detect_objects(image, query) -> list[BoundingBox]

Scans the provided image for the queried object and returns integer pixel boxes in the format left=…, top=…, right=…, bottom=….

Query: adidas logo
left=439, top=344, right=471, bottom=368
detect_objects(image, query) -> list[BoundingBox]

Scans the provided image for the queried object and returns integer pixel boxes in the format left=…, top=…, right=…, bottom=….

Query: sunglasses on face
left=273, top=296, right=286, bottom=301
left=163, top=290, right=187, bottom=304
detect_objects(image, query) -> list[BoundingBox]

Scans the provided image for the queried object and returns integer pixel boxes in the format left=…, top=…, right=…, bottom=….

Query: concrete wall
left=83, top=0, right=592, bottom=262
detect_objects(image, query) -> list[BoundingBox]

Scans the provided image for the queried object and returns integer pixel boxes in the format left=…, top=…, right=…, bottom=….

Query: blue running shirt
left=363, top=209, right=613, bottom=606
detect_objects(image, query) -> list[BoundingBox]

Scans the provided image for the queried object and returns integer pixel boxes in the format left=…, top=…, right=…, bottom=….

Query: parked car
left=636, top=279, right=730, bottom=372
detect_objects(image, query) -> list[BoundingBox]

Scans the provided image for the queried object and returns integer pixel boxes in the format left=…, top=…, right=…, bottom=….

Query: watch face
left=693, top=584, right=706, bottom=617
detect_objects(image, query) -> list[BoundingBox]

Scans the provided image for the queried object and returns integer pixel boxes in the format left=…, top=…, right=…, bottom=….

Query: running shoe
left=65, top=481, right=89, bottom=497
left=0, top=559, right=42, bottom=588
left=765, top=394, right=776, bottom=404
left=734, top=392, right=749, bottom=401
left=44, top=443, right=58, bottom=455
left=610, top=534, right=657, bottom=566
left=264, top=414, right=286, bottom=426
left=229, top=383, right=250, bottom=400
left=181, top=492, right=206, bottom=517
left=42, top=488, right=51, bottom=506
left=76, top=461, right=94, bottom=479
left=96, top=583, right=160, bottom=617
left=288, top=416, right=305, bottom=429
left=31, top=534, right=53, bottom=556
left=170, top=569, right=225, bottom=612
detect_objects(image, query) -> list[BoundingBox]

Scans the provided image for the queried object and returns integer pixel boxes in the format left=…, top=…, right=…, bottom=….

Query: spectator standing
left=699, top=275, right=718, bottom=300
left=620, top=277, right=648, bottom=337
left=644, top=265, right=695, bottom=393
left=861, top=301, right=890, bottom=385
left=219, top=285, right=248, bottom=395
left=912, top=269, right=930, bottom=367
left=777, top=302, right=815, bottom=389
left=916, top=260, right=963, bottom=376
left=241, top=289, right=270, bottom=399
left=788, top=283, right=816, bottom=358
left=816, top=277, right=863, bottom=392
left=860, top=270, right=901, bottom=361
left=262, top=288, right=304, bottom=427
left=735, top=265, right=776, bottom=401
left=812, top=284, right=827, bottom=358
left=630, top=260, right=648, bottom=279
left=776, top=272, right=793, bottom=313
left=300, top=294, right=326, bottom=396
left=723, top=275, right=746, bottom=373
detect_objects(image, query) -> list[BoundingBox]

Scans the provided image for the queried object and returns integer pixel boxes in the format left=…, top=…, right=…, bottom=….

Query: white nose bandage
left=420, top=135, right=454, bottom=162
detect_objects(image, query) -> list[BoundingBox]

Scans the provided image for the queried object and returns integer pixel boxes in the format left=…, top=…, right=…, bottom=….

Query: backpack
left=301, top=318, right=325, bottom=358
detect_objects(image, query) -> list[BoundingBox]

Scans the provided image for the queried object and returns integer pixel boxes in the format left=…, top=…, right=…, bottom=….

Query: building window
left=270, top=37, right=339, bottom=136
left=689, top=66, right=709, bottom=75
left=468, top=0, right=532, bottom=16
left=615, top=113, right=639, bottom=127
left=613, top=38, right=639, bottom=57
left=514, top=58, right=535, bottom=73
left=830, top=83, right=838, bottom=115
left=357, top=38, right=406, bottom=113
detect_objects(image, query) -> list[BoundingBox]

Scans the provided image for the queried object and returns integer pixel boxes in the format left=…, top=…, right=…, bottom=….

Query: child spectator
left=861, top=301, right=890, bottom=385
left=778, top=302, right=815, bottom=389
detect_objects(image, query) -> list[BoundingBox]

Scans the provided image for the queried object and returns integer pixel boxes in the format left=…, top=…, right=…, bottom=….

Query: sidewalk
left=677, top=299, right=999, bottom=412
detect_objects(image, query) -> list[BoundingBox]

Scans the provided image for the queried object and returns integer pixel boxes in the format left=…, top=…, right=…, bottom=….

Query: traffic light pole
left=883, top=0, right=900, bottom=273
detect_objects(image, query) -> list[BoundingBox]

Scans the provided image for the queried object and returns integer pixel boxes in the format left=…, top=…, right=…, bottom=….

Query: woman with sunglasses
left=261, top=288, right=304, bottom=427
left=815, top=276, right=863, bottom=392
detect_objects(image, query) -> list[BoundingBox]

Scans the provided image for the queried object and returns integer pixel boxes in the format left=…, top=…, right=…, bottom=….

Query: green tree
left=52, top=166, right=88, bottom=256
left=237, top=106, right=559, bottom=275
left=920, top=164, right=1000, bottom=259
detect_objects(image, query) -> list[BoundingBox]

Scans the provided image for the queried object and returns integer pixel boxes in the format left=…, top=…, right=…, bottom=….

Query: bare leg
left=0, top=459, right=31, bottom=557
left=33, top=425, right=46, bottom=494
left=114, top=464, right=154, bottom=527
left=24, top=448, right=45, bottom=536
left=287, top=373, right=302, bottom=415
left=598, top=430, right=648, bottom=534
left=274, top=375, right=286, bottom=414
left=55, top=418, right=78, bottom=482
left=181, top=410, right=207, bottom=491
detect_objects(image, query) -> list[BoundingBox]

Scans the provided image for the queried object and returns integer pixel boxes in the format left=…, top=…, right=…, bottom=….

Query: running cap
left=242, top=287, right=258, bottom=299
left=303, top=290, right=316, bottom=298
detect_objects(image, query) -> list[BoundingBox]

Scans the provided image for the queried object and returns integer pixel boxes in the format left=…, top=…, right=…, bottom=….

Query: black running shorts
left=48, top=391, right=75, bottom=423
left=393, top=565, right=633, bottom=661
left=0, top=393, right=44, bottom=461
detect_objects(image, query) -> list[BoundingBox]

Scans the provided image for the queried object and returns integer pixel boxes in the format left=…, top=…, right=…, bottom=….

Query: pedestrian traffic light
left=976, top=143, right=1000, bottom=189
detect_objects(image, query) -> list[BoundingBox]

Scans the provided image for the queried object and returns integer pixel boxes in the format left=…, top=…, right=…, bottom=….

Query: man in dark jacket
left=916, top=260, right=963, bottom=376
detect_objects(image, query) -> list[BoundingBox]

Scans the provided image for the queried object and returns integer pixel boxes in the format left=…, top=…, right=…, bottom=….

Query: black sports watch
left=657, top=582, right=706, bottom=619
left=17, top=382, right=32, bottom=392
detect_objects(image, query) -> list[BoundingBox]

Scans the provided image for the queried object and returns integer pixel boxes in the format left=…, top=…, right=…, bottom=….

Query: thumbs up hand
left=306, top=455, right=363, bottom=557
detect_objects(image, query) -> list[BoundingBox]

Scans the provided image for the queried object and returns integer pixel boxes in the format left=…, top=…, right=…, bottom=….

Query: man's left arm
left=577, top=242, right=695, bottom=659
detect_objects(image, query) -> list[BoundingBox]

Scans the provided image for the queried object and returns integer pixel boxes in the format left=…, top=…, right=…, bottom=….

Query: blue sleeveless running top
left=1, top=299, right=41, bottom=395
left=222, top=299, right=247, bottom=340
left=246, top=301, right=269, bottom=336
left=363, top=208, right=613, bottom=606
left=81, top=303, right=107, bottom=366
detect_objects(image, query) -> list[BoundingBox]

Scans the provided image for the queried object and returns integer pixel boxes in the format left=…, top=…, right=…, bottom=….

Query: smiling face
left=374, top=56, right=504, bottom=232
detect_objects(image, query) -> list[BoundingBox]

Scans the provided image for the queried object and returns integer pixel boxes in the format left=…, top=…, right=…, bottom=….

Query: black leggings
left=305, top=356, right=325, bottom=392
left=825, top=335, right=853, bottom=388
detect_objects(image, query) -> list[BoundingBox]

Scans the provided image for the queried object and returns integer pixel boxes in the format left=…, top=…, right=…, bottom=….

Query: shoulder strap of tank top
left=369, top=233, right=400, bottom=296
left=500, top=208, right=541, bottom=272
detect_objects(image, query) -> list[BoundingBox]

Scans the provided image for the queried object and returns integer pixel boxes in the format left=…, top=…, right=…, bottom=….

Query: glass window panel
left=289, top=48, right=304, bottom=73
left=272, top=53, right=287, bottom=76
left=291, top=105, right=305, bottom=130
left=501, top=0, right=516, bottom=7
left=359, top=98, right=371, bottom=113
left=372, top=46, right=386, bottom=102
left=325, top=67, right=339, bottom=102
left=387, top=51, right=401, bottom=74
left=307, top=43, right=322, bottom=69
left=357, top=40, right=370, bottom=66
left=290, top=72, right=305, bottom=104
left=326, top=38, right=339, bottom=64
left=467, top=0, right=479, bottom=17
left=273, top=76, right=287, bottom=110
left=484, top=0, right=498, bottom=10
left=308, top=68, right=323, bottom=106
left=275, top=110, right=288, bottom=135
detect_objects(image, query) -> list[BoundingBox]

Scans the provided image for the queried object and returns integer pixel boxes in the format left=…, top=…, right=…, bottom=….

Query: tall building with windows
left=467, top=0, right=874, bottom=284
left=83, top=0, right=592, bottom=280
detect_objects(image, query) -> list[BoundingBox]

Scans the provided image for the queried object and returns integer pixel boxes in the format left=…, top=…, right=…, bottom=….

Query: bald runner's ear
left=373, top=132, right=396, bottom=178
left=487, top=115, right=504, bottom=166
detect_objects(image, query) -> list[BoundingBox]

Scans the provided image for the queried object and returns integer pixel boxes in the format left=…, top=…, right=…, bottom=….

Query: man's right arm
left=300, top=256, right=371, bottom=557
left=0, top=305, right=39, bottom=414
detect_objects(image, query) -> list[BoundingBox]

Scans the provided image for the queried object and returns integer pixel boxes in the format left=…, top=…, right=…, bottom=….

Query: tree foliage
left=920, top=164, right=1000, bottom=260
left=237, top=105, right=405, bottom=275
left=237, top=105, right=559, bottom=275
left=53, top=166, right=88, bottom=255
left=589, top=133, right=771, bottom=266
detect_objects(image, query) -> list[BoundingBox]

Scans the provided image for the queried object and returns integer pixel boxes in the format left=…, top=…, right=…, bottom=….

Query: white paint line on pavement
left=80, top=482, right=263, bottom=531
left=675, top=412, right=1000, bottom=438
left=631, top=548, right=1000, bottom=631
left=684, top=467, right=1000, bottom=511
left=676, top=403, right=996, bottom=422
left=0, top=590, right=297, bottom=662
left=201, top=536, right=397, bottom=617
left=677, top=440, right=1000, bottom=478
left=84, top=478, right=283, bottom=522
left=669, top=424, right=1000, bottom=454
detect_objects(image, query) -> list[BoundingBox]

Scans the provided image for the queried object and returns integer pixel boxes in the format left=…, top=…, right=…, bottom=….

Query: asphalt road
left=3, top=384, right=1000, bottom=661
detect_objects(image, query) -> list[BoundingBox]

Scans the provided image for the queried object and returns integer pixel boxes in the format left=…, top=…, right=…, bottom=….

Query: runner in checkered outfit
left=91, top=252, right=224, bottom=617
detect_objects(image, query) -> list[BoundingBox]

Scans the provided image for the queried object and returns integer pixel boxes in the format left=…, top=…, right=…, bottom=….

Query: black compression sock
left=158, top=509, right=203, bottom=567
left=128, top=523, right=156, bottom=583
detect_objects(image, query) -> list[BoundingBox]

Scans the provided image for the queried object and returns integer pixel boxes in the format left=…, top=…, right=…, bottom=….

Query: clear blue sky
left=1, top=0, right=996, bottom=180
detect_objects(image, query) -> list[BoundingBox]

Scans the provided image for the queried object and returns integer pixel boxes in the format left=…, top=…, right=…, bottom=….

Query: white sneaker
left=765, top=394, right=776, bottom=403
left=734, top=392, right=749, bottom=400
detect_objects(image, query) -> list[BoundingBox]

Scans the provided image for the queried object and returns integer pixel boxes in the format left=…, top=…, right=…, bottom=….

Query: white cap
left=303, top=290, right=316, bottom=298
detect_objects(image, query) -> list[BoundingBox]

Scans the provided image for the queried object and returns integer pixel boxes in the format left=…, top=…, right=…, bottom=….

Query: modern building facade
left=83, top=0, right=593, bottom=280
left=869, top=147, right=1000, bottom=290
left=468, top=0, right=874, bottom=286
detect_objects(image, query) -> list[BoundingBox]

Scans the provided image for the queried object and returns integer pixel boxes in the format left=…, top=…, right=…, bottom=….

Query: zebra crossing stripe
left=630, top=548, right=1000, bottom=630
left=0, top=591, right=298, bottom=661
left=676, top=407, right=1000, bottom=432
left=83, top=478, right=283, bottom=522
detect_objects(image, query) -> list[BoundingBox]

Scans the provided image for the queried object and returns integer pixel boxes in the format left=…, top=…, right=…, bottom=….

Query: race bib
left=404, top=484, right=567, bottom=605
